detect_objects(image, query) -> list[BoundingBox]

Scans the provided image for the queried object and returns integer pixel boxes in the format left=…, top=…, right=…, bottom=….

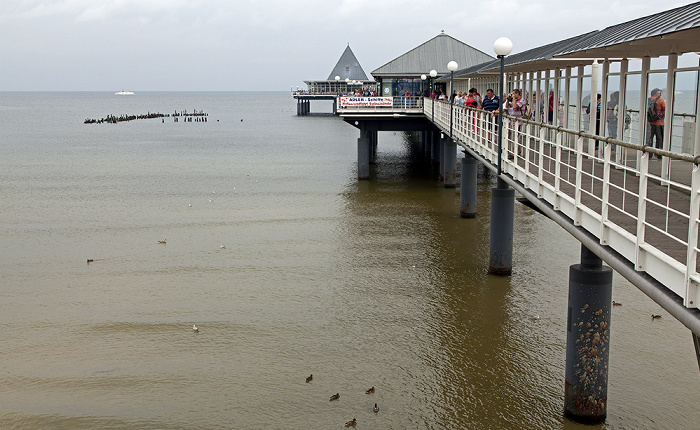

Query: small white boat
left=115, top=90, right=134, bottom=95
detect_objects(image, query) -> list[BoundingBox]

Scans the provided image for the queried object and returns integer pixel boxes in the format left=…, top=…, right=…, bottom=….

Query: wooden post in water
left=564, top=244, right=612, bottom=423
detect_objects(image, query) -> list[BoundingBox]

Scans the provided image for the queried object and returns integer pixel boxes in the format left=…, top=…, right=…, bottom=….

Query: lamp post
left=494, top=37, right=513, bottom=177
left=335, top=75, right=340, bottom=94
left=447, top=61, right=458, bottom=138
left=430, top=69, right=437, bottom=121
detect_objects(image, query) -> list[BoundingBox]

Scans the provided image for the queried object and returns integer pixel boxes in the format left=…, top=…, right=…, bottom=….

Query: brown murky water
left=0, top=92, right=697, bottom=429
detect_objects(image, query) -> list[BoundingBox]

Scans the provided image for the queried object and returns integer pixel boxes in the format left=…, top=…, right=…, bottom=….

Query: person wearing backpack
left=646, top=88, right=666, bottom=159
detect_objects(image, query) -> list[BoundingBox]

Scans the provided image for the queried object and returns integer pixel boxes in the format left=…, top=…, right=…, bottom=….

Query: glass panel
left=628, top=59, right=642, bottom=73
left=672, top=70, right=698, bottom=154
left=650, top=56, right=669, bottom=71
left=678, top=52, right=700, bottom=69
left=567, top=76, right=578, bottom=131
left=608, top=62, right=621, bottom=74
left=581, top=76, right=592, bottom=133
left=646, top=72, right=668, bottom=148
left=624, top=73, right=642, bottom=144
left=605, top=75, right=621, bottom=139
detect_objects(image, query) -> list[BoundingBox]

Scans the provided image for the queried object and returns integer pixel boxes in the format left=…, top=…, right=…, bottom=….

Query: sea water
left=0, top=92, right=698, bottom=429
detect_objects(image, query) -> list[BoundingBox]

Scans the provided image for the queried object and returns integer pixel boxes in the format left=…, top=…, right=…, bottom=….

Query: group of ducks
left=305, top=374, right=378, bottom=427
left=612, top=301, right=663, bottom=320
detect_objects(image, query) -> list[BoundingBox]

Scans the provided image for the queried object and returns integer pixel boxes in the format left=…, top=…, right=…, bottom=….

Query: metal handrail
left=426, top=97, right=700, bottom=312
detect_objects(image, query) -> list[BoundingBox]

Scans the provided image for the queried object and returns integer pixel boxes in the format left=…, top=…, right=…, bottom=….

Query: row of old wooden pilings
left=84, top=110, right=208, bottom=124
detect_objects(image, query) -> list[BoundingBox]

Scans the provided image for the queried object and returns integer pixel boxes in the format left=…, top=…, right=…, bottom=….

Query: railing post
left=554, top=129, right=563, bottom=210
left=574, top=133, right=584, bottom=226
left=662, top=54, right=678, bottom=180
left=588, top=60, right=600, bottom=157
left=686, top=164, right=700, bottom=307
left=564, top=67, right=571, bottom=146
left=617, top=59, right=628, bottom=165
left=635, top=151, right=650, bottom=270
left=637, top=57, right=651, bottom=169
left=600, top=138, right=612, bottom=245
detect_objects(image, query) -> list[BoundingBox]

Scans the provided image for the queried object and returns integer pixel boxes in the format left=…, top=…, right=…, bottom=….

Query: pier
left=295, top=3, right=700, bottom=424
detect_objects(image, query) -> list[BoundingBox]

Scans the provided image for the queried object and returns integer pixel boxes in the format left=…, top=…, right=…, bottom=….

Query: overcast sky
left=0, top=0, right=691, bottom=91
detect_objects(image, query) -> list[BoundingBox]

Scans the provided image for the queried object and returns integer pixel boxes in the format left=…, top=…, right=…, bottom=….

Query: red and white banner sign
left=339, top=97, right=393, bottom=107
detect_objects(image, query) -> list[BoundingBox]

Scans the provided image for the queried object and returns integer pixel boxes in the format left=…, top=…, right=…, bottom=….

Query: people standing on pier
left=646, top=88, right=666, bottom=159
left=606, top=91, right=619, bottom=139
left=502, top=89, right=526, bottom=158
left=482, top=88, right=500, bottom=139
left=470, top=88, right=481, bottom=108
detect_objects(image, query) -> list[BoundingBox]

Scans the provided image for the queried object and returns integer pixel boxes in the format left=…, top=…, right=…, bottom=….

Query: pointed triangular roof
left=371, top=32, right=494, bottom=78
left=327, top=45, right=369, bottom=81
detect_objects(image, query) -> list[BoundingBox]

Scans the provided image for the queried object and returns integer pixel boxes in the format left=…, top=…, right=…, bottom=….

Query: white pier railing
left=425, top=97, right=700, bottom=310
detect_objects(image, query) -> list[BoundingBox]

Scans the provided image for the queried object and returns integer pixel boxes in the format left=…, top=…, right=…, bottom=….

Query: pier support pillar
left=424, top=131, right=432, bottom=159
left=369, top=131, right=377, bottom=165
left=358, top=130, right=370, bottom=180
left=297, top=99, right=301, bottom=116
left=488, top=179, right=514, bottom=275
left=444, top=138, right=456, bottom=188
left=460, top=154, right=478, bottom=217
left=431, top=131, right=441, bottom=164
left=564, top=245, right=612, bottom=423
left=439, top=135, right=447, bottom=181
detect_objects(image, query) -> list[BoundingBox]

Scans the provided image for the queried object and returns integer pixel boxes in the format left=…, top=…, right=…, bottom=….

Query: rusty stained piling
left=488, top=178, right=514, bottom=275
left=564, top=245, right=613, bottom=423
left=460, top=154, right=478, bottom=218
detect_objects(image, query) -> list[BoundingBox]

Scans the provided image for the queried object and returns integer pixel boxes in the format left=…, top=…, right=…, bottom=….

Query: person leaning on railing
left=481, top=89, right=500, bottom=139
left=497, top=89, right=526, bottom=159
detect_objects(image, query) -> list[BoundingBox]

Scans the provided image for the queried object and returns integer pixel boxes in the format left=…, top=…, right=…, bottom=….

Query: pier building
left=295, top=2, right=700, bottom=423
left=371, top=31, right=494, bottom=97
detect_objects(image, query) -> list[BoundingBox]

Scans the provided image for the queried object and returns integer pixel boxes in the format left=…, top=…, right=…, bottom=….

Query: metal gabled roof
left=439, top=32, right=599, bottom=81
left=555, top=2, right=700, bottom=58
left=371, top=32, right=494, bottom=78
left=327, top=45, right=369, bottom=81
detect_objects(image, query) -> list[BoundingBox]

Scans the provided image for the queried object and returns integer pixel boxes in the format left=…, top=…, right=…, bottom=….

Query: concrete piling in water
left=460, top=154, right=477, bottom=217
left=439, top=135, right=447, bottom=181
left=424, top=131, right=432, bottom=159
left=431, top=130, right=440, bottom=164
left=488, top=179, right=514, bottom=275
left=564, top=245, right=612, bottom=423
left=358, top=130, right=370, bottom=180
left=371, top=131, right=378, bottom=164
left=444, top=138, right=456, bottom=188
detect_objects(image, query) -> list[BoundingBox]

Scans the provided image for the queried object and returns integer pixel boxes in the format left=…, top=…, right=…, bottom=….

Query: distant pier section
left=294, top=44, right=375, bottom=115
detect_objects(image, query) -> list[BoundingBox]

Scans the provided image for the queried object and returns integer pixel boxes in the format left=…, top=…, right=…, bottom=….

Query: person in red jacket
left=647, top=88, right=666, bottom=159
